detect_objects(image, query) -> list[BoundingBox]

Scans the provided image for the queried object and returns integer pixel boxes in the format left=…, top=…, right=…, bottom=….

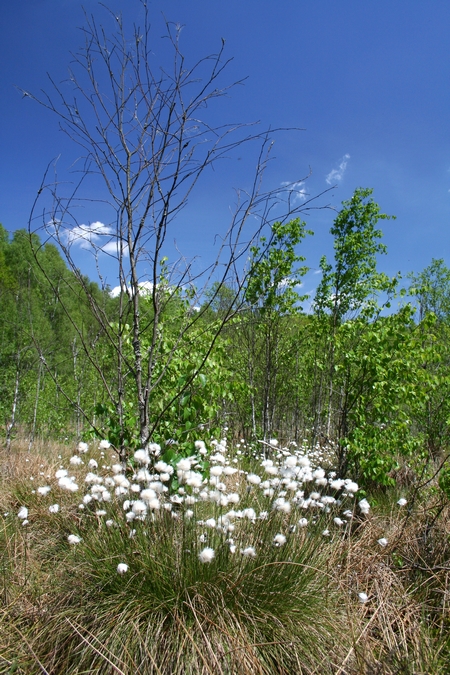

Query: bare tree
left=24, top=3, right=318, bottom=462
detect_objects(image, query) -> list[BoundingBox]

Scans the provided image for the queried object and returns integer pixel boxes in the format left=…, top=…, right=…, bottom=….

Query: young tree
left=408, top=260, right=450, bottom=454
left=409, top=258, right=450, bottom=323
left=238, top=218, right=311, bottom=439
left=24, top=4, right=315, bottom=461
left=312, top=188, right=398, bottom=456
left=314, top=187, right=395, bottom=327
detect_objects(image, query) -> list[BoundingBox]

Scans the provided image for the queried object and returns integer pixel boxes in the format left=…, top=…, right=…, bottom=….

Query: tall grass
left=1, top=438, right=450, bottom=674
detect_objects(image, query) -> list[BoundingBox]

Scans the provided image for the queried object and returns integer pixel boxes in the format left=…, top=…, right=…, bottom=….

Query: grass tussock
left=1, top=438, right=450, bottom=674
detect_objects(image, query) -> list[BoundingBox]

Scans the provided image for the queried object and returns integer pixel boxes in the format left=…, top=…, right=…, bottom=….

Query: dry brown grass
left=327, top=494, right=450, bottom=674
left=1, top=439, right=450, bottom=674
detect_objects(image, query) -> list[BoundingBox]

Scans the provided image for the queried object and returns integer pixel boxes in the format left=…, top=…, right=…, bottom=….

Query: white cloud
left=138, top=281, right=155, bottom=295
left=326, top=154, right=350, bottom=185
left=66, top=221, right=113, bottom=248
left=56, top=221, right=128, bottom=256
left=109, top=285, right=123, bottom=298
left=102, top=240, right=128, bottom=255
left=110, top=281, right=155, bottom=298
left=280, top=180, right=308, bottom=203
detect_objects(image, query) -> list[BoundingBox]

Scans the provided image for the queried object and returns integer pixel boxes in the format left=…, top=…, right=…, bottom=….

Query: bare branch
left=26, top=2, right=324, bottom=457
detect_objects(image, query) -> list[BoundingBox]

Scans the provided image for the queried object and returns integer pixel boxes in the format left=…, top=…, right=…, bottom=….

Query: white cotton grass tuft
left=117, top=563, right=129, bottom=574
left=58, top=476, right=79, bottom=492
left=194, top=440, right=206, bottom=452
left=37, top=486, right=51, bottom=496
left=99, top=439, right=111, bottom=450
left=345, top=480, right=359, bottom=494
left=273, top=497, right=291, bottom=514
left=68, top=534, right=81, bottom=545
left=284, top=455, right=297, bottom=468
left=149, top=443, right=161, bottom=456
left=358, top=592, right=369, bottom=603
left=154, top=461, right=173, bottom=475
left=241, top=546, right=256, bottom=558
left=358, top=498, right=370, bottom=515
left=48, top=504, right=60, bottom=514
left=273, top=533, right=287, bottom=547
left=397, top=497, right=407, bottom=507
left=377, top=538, right=388, bottom=547
left=18, top=506, right=28, bottom=520
left=198, top=547, right=215, bottom=563
left=140, top=488, right=157, bottom=504
left=134, top=449, right=150, bottom=465
left=77, top=441, right=89, bottom=454
left=131, top=500, right=147, bottom=516
left=70, top=455, right=83, bottom=466
left=177, top=458, right=191, bottom=472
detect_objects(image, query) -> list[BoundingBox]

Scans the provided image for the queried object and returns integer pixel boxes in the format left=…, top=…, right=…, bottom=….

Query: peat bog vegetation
left=2, top=435, right=450, bottom=674
left=3, top=3, right=450, bottom=673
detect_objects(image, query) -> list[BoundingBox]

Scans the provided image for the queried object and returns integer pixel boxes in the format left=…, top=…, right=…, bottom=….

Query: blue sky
left=1, top=0, right=450, bottom=301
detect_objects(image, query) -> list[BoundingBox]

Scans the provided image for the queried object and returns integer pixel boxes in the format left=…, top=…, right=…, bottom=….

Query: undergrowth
left=1, top=437, right=450, bottom=674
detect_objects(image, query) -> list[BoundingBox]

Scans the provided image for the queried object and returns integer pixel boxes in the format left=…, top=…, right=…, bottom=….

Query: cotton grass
left=4, top=435, right=361, bottom=673
left=4, top=435, right=446, bottom=674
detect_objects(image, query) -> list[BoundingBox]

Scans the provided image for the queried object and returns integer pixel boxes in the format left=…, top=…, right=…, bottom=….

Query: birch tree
left=24, top=3, right=314, bottom=461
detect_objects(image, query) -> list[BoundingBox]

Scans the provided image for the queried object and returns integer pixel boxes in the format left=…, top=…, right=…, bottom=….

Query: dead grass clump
left=330, top=496, right=450, bottom=674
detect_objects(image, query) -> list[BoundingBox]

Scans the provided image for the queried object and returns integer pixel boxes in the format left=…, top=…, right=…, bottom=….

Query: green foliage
left=335, top=308, right=435, bottom=485
left=0, top=227, right=108, bottom=441
left=151, top=330, right=237, bottom=455
left=245, top=218, right=311, bottom=314
left=94, top=313, right=242, bottom=459
left=409, top=258, right=450, bottom=322
left=438, top=462, right=450, bottom=500
left=231, top=219, right=312, bottom=438
left=315, top=187, right=396, bottom=323
left=406, top=260, right=450, bottom=455
left=203, top=281, right=237, bottom=317
left=93, top=400, right=139, bottom=453
left=4, top=188, right=450, bottom=496
left=309, top=189, right=413, bottom=480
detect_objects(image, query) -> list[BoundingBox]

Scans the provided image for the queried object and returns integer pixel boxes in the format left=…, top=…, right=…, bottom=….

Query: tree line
left=3, top=186, right=450, bottom=488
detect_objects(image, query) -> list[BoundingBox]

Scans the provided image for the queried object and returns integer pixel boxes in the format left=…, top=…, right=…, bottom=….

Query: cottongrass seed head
left=68, top=534, right=81, bottom=545
left=198, top=547, right=215, bottom=563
